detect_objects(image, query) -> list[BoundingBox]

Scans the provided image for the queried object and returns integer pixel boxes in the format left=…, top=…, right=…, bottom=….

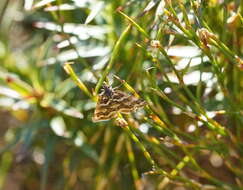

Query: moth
left=92, top=83, right=146, bottom=122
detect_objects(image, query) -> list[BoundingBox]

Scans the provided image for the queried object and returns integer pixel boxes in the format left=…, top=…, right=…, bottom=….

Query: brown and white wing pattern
left=92, top=92, right=118, bottom=122
left=111, top=90, right=146, bottom=114
left=92, top=90, right=146, bottom=122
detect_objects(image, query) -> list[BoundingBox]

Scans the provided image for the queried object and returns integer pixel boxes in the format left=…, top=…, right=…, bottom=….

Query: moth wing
left=92, top=95, right=117, bottom=122
left=112, top=90, right=147, bottom=114
left=92, top=90, right=146, bottom=122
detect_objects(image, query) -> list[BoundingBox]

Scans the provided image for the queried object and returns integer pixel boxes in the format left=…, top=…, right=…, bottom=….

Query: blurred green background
left=0, top=0, right=242, bottom=190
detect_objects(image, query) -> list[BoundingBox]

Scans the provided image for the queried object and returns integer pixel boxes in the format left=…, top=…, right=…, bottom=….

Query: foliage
left=0, top=0, right=242, bottom=189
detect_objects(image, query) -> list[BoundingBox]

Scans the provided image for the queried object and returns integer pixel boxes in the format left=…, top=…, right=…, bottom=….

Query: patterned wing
left=92, top=93, right=118, bottom=122
left=92, top=90, right=146, bottom=122
left=111, top=90, right=146, bottom=114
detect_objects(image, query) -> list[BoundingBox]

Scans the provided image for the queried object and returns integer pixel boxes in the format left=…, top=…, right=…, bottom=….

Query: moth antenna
left=113, top=74, right=125, bottom=84
left=113, top=83, right=123, bottom=90
left=113, top=75, right=125, bottom=90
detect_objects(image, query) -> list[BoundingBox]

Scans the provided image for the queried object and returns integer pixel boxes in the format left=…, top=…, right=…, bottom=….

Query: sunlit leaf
left=155, top=0, right=165, bottom=18
left=167, top=46, right=201, bottom=57
left=85, top=1, right=104, bottom=24
left=41, top=94, right=83, bottom=119
left=47, top=46, right=110, bottom=62
left=50, top=116, right=69, bottom=137
left=143, top=0, right=159, bottom=13
left=34, top=22, right=108, bottom=40
left=44, top=4, right=77, bottom=11
left=33, top=0, right=56, bottom=8
left=24, top=0, right=34, bottom=10
left=0, top=86, right=21, bottom=99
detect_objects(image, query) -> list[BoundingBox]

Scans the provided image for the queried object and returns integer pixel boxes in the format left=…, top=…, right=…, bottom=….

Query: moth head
left=100, top=82, right=114, bottom=98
